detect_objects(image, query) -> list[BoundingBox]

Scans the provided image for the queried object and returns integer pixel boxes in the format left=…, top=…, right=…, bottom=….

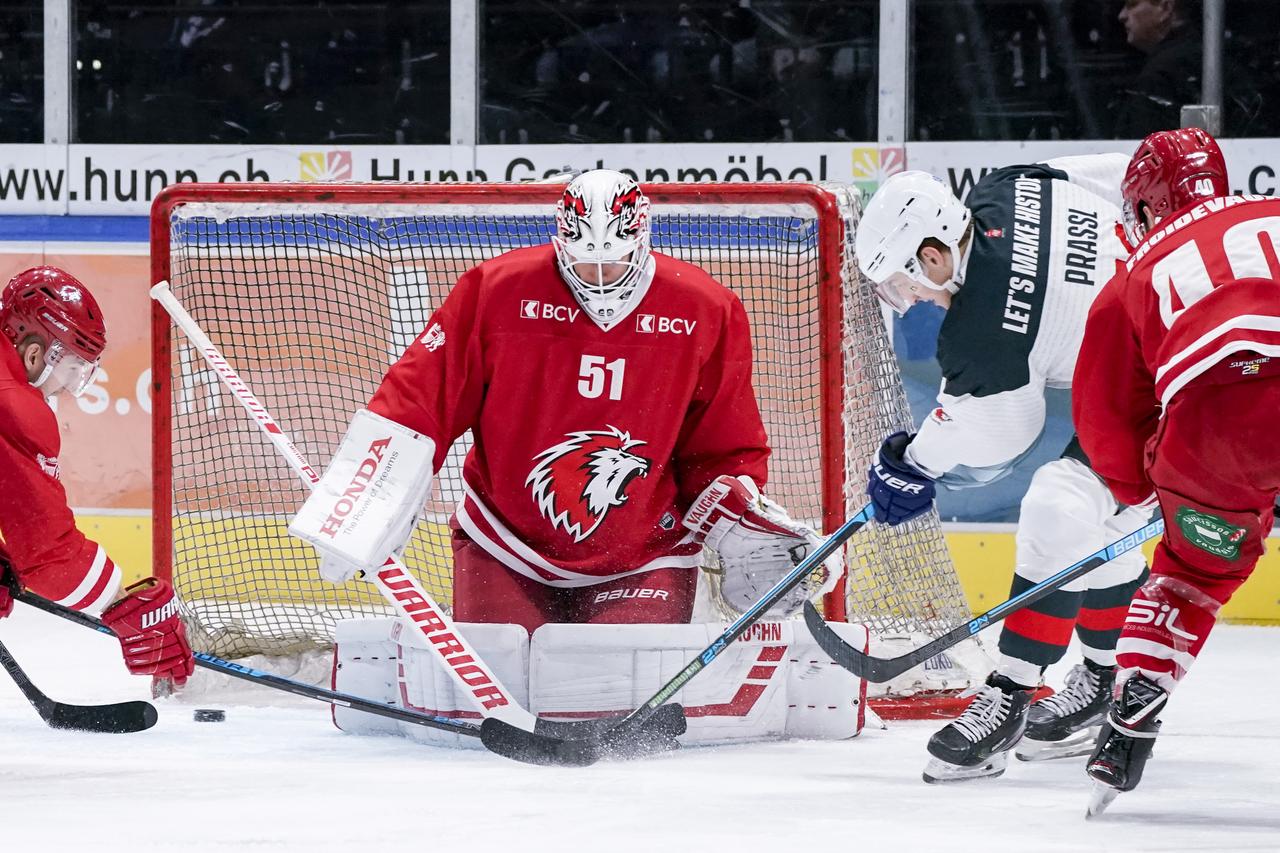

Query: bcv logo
left=520, top=300, right=580, bottom=323
left=636, top=314, right=697, bottom=335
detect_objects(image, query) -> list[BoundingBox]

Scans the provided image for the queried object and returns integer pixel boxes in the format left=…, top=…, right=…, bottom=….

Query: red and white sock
left=1115, top=575, right=1221, bottom=693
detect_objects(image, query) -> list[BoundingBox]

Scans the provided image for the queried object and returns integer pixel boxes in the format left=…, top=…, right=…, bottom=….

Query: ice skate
left=1016, top=660, right=1114, bottom=762
left=923, top=673, right=1033, bottom=783
left=1084, top=674, right=1167, bottom=817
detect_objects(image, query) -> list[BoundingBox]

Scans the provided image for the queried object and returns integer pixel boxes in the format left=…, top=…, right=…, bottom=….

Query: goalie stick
left=14, top=589, right=673, bottom=766
left=149, top=281, right=648, bottom=745
left=802, top=515, right=1166, bottom=683
left=0, top=638, right=158, bottom=733
left=479, top=504, right=874, bottom=757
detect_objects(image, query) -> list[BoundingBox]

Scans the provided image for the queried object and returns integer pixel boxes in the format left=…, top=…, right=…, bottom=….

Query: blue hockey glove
left=867, top=431, right=936, bottom=526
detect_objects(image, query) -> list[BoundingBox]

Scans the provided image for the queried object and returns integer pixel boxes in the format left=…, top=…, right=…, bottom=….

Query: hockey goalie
left=289, top=170, right=866, bottom=748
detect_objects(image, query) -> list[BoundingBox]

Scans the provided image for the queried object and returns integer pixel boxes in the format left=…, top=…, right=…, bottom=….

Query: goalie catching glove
left=683, top=475, right=841, bottom=616
left=289, top=408, right=436, bottom=583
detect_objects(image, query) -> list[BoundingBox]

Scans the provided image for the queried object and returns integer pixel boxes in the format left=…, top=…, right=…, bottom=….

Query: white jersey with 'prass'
left=904, top=153, right=1131, bottom=483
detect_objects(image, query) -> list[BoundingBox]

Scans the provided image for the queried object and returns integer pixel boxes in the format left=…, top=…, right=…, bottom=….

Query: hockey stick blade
left=480, top=718, right=600, bottom=767
left=482, top=703, right=689, bottom=767
left=0, top=640, right=158, bottom=734
left=804, top=516, right=1165, bottom=683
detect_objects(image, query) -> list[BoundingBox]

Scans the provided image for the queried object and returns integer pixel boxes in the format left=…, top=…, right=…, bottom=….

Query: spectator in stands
left=1113, top=0, right=1261, bottom=137
left=1113, top=0, right=1201, bottom=137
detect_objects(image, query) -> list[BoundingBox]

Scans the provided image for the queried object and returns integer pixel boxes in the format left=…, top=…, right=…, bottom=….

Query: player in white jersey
left=856, top=157, right=1150, bottom=782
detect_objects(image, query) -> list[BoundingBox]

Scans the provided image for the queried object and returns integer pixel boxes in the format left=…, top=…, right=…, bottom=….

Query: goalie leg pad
left=529, top=621, right=867, bottom=744
left=333, top=617, right=529, bottom=748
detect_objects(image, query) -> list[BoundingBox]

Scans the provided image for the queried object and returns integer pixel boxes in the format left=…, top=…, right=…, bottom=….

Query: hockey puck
left=193, top=709, right=226, bottom=723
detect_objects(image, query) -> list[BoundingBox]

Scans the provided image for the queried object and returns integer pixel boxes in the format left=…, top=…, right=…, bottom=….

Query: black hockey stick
left=479, top=504, right=874, bottom=759
left=14, top=590, right=628, bottom=767
left=0, top=638, right=158, bottom=733
left=802, top=515, right=1165, bottom=683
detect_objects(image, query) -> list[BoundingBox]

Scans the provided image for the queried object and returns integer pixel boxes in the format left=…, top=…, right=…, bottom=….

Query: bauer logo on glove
left=867, top=431, right=937, bottom=526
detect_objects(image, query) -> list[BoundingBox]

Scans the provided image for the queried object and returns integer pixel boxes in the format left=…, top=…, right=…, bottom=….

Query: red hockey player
left=297, top=172, right=862, bottom=748
left=1072, top=129, right=1280, bottom=813
left=0, top=266, right=193, bottom=686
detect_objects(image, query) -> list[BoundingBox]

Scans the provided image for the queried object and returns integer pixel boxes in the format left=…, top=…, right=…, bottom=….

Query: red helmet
left=1, top=266, right=106, bottom=361
left=1121, top=128, right=1228, bottom=246
left=1, top=267, right=106, bottom=396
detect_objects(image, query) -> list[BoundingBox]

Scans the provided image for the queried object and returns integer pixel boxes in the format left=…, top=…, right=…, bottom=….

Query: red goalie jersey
left=1074, top=195, right=1280, bottom=505
left=368, top=243, right=770, bottom=587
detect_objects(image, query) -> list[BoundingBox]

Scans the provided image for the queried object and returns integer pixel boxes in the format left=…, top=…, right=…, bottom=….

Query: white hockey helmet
left=855, top=171, right=970, bottom=314
left=553, top=169, right=654, bottom=330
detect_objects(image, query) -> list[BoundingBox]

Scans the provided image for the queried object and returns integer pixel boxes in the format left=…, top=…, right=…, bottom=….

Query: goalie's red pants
left=450, top=528, right=696, bottom=634
left=1116, top=370, right=1280, bottom=691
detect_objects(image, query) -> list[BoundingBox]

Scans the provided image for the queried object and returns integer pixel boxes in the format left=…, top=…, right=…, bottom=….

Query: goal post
left=150, top=180, right=987, bottom=717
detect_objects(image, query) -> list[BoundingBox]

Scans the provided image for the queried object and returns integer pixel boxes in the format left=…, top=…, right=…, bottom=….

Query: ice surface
left=3, top=604, right=1277, bottom=853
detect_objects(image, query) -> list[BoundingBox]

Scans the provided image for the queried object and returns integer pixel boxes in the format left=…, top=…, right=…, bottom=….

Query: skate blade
left=1015, top=727, right=1099, bottom=762
left=1086, top=780, right=1120, bottom=819
left=922, top=751, right=1009, bottom=784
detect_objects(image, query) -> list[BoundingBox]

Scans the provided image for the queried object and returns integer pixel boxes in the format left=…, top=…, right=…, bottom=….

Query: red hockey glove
left=101, top=578, right=194, bottom=686
left=0, top=583, right=11, bottom=620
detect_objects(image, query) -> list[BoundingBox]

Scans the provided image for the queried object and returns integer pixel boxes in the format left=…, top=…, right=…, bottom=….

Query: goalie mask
left=855, top=171, right=971, bottom=315
left=553, top=170, right=655, bottom=330
left=0, top=266, right=106, bottom=397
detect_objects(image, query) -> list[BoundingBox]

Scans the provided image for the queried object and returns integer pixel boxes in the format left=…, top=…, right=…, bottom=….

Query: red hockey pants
left=450, top=528, right=696, bottom=634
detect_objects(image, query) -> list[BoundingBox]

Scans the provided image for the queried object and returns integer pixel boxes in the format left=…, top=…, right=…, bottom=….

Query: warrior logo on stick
left=526, top=426, right=650, bottom=542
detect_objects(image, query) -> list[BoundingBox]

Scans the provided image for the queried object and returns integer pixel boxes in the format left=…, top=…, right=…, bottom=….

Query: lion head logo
left=525, top=426, right=651, bottom=542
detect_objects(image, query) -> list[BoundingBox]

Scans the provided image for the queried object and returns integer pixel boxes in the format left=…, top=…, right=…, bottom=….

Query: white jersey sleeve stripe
left=55, top=544, right=122, bottom=614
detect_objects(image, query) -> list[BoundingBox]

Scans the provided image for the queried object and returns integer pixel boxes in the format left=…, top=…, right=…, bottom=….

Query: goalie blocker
left=289, top=408, right=436, bottom=581
left=334, top=617, right=870, bottom=746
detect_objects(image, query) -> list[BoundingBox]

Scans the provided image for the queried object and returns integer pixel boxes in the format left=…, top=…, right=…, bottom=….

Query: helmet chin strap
left=31, top=362, right=55, bottom=392
left=912, top=238, right=970, bottom=296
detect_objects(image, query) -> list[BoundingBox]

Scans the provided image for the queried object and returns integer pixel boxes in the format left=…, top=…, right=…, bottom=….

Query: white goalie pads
left=289, top=408, right=436, bottom=578
left=532, top=621, right=868, bottom=742
left=333, top=618, right=869, bottom=746
left=333, top=617, right=530, bottom=749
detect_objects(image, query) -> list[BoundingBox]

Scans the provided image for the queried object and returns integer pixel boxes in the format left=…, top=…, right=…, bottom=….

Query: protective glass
left=40, top=340, right=100, bottom=397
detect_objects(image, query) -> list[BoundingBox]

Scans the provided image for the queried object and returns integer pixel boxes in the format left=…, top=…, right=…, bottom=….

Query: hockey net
left=151, top=182, right=989, bottom=717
